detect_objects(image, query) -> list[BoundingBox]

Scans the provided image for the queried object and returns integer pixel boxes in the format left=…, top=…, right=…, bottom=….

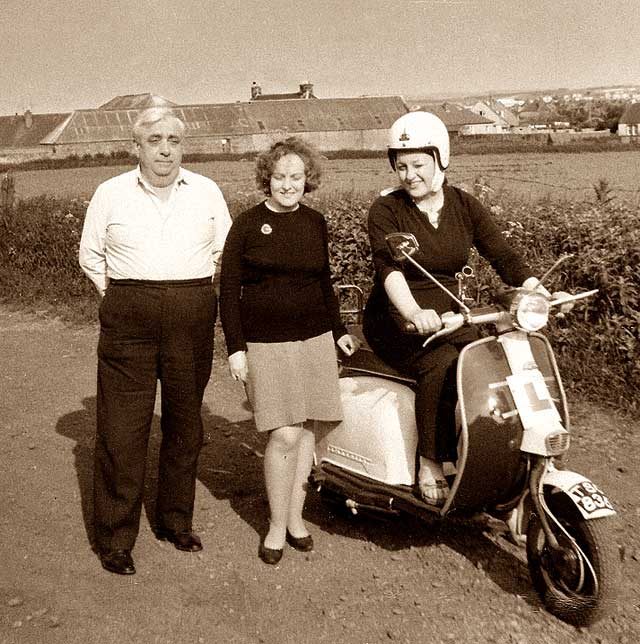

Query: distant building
left=0, top=110, right=71, bottom=163
left=468, top=100, right=519, bottom=132
left=0, top=87, right=409, bottom=163
left=518, top=100, right=569, bottom=129
left=618, top=102, right=640, bottom=139
left=98, top=93, right=176, bottom=110
left=495, top=97, right=525, bottom=109
left=250, top=81, right=316, bottom=101
left=410, top=102, right=494, bottom=135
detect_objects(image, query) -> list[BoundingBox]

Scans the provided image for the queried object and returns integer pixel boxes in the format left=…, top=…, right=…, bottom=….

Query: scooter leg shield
left=452, top=337, right=526, bottom=510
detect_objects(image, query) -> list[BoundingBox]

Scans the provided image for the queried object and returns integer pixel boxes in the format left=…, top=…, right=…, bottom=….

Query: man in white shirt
left=79, top=107, right=232, bottom=575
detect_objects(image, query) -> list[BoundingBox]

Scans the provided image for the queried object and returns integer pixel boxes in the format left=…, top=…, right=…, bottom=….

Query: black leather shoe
left=286, top=530, right=314, bottom=552
left=258, top=542, right=283, bottom=565
left=156, top=528, right=203, bottom=552
left=100, top=549, right=135, bottom=575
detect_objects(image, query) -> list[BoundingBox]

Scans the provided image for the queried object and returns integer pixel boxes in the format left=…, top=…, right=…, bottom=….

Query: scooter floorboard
left=315, top=463, right=444, bottom=520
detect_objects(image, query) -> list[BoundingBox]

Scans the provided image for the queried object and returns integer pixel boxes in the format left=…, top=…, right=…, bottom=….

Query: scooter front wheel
left=526, top=492, right=619, bottom=626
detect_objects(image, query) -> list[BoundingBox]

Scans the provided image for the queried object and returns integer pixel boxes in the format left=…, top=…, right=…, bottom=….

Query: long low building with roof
left=0, top=85, right=410, bottom=163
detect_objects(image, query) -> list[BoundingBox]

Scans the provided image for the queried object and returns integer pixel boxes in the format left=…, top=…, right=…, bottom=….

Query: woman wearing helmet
left=363, top=111, right=543, bottom=506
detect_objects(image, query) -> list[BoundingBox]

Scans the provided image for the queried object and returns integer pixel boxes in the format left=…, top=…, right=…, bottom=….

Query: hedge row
left=0, top=190, right=637, bottom=410
left=3, top=137, right=638, bottom=173
left=312, top=190, right=639, bottom=410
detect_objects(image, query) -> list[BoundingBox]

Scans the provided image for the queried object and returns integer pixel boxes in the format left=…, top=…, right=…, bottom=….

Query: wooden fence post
left=1, top=171, right=15, bottom=229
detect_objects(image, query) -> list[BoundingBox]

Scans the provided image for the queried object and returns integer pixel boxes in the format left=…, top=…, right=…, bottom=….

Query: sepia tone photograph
left=1, top=1, right=638, bottom=642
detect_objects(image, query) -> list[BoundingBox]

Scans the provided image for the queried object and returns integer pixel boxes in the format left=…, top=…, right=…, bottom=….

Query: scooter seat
left=340, top=325, right=415, bottom=385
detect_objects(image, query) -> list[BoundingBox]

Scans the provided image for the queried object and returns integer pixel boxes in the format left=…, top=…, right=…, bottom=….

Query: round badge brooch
left=261, top=223, right=272, bottom=235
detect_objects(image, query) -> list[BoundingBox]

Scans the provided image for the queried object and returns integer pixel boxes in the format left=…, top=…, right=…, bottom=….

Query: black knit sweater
left=365, top=183, right=532, bottom=320
left=219, top=201, right=347, bottom=355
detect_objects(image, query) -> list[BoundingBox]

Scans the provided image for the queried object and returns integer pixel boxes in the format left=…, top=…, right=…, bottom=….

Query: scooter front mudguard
left=542, top=467, right=616, bottom=520
left=503, top=465, right=616, bottom=545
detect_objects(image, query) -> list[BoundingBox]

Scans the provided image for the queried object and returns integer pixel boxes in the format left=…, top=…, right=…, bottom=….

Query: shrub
left=0, top=188, right=637, bottom=410
left=0, top=196, right=95, bottom=310
left=472, top=192, right=639, bottom=409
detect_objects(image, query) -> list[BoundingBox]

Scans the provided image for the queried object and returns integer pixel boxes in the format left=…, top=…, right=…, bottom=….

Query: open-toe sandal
left=419, top=479, right=449, bottom=506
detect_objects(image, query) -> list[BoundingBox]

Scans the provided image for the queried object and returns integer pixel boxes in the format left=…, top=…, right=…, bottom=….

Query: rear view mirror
left=385, top=233, right=419, bottom=262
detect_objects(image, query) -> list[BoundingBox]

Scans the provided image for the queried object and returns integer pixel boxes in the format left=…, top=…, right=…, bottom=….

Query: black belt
left=109, top=277, right=212, bottom=288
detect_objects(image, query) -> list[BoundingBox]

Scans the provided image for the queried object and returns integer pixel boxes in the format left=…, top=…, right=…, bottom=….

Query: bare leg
left=286, top=422, right=317, bottom=538
left=263, top=424, right=304, bottom=550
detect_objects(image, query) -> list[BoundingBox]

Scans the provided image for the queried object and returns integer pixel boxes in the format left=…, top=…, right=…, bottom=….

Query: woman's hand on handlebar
left=228, top=350, right=248, bottom=382
left=408, top=308, right=442, bottom=335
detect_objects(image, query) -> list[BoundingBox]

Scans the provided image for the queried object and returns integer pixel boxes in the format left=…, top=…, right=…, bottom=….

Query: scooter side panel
left=451, top=337, right=525, bottom=511
left=315, top=376, right=418, bottom=486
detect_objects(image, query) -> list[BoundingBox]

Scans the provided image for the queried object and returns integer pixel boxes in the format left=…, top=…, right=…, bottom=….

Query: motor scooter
left=311, top=232, right=619, bottom=626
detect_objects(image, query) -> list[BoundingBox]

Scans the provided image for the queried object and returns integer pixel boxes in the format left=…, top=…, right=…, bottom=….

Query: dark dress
left=219, top=201, right=348, bottom=431
left=363, top=183, right=531, bottom=462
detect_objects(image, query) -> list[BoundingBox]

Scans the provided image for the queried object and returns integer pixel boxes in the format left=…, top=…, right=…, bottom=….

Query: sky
left=2, top=0, right=639, bottom=115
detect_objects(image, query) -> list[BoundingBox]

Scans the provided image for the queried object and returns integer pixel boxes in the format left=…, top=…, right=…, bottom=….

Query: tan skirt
left=245, top=331, right=343, bottom=432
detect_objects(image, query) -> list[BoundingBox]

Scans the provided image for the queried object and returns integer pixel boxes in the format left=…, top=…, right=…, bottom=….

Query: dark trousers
left=93, top=278, right=216, bottom=552
left=401, top=333, right=474, bottom=462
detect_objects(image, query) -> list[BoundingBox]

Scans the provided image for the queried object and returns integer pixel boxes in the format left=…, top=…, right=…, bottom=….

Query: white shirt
left=79, top=167, right=232, bottom=295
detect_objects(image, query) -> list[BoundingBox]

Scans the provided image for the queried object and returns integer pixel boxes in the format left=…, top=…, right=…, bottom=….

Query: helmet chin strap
left=431, top=166, right=445, bottom=193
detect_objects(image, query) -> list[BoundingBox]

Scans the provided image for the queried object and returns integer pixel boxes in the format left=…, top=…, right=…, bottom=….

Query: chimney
left=24, top=109, right=33, bottom=128
left=251, top=82, right=262, bottom=100
left=299, top=82, right=314, bottom=99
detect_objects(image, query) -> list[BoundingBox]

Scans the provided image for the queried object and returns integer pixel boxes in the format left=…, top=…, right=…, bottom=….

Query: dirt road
left=1, top=307, right=638, bottom=644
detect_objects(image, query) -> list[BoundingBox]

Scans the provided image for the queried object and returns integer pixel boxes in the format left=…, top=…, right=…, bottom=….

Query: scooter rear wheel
left=526, top=492, right=619, bottom=626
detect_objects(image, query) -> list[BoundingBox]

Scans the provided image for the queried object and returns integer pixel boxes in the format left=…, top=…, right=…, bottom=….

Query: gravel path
left=0, top=307, right=638, bottom=644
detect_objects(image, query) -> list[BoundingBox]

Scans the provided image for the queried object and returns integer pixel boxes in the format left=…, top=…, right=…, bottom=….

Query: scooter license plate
left=568, top=480, right=614, bottom=514
left=506, top=370, right=561, bottom=430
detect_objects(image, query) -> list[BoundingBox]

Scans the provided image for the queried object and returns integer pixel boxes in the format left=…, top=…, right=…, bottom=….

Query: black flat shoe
left=258, top=542, right=283, bottom=565
left=100, top=549, right=135, bottom=575
left=156, top=528, right=203, bottom=552
left=286, top=530, right=314, bottom=552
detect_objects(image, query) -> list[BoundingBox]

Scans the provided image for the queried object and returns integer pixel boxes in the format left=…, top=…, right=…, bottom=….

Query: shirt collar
left=135, top=165, right=188, bottom=191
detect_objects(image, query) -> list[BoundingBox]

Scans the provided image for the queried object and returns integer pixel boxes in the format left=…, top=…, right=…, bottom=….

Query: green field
left=10, top=150, right=640, bottom=203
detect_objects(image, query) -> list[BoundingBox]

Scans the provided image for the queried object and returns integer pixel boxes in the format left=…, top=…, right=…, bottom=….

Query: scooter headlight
left=511, top=292, right=550, bottom=331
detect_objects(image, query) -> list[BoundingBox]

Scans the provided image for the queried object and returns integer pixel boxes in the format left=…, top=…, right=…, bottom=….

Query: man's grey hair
left=132, top=107, right=186, bottom=143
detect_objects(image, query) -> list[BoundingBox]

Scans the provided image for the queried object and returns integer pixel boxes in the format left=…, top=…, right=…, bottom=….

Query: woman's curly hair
left=255, top=136, right=323, bottom=195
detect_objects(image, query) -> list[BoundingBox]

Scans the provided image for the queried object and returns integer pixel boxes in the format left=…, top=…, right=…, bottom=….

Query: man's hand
left=337, top=334, right=361, bottom=356
left=228, top=350, right=248, bottom=382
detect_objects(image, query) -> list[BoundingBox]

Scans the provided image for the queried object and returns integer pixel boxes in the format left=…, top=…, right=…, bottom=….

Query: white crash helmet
left=388, top=111, right=450, bottom=172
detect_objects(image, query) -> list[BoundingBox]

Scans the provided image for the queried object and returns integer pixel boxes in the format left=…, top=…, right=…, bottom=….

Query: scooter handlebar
left=549, top=289, right=598, bottom=308
left=400, top=289, right=597, bottom=343
left=420, top=312, right=466, bottom=348
left=402, top=311, right=464, bottom=336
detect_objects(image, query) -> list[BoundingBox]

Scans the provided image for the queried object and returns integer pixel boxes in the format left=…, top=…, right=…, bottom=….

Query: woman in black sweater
left=220, top=137, right=359, bottom=564
left=363, top=111, right=548, bottom=506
